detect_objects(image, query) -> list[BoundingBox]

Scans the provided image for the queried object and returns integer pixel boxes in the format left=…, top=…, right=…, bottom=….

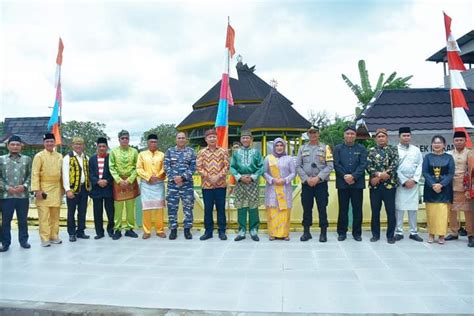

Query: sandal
left=428, top=234, right=434, bottom=243
left=269, top=236, right=275, bottom=241
left=438, top=236, right=445, bottom=244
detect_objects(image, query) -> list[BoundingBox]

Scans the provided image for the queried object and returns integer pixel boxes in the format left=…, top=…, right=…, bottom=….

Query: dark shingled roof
left=242, top=88, right=311, bottom=131
left=360, top=88, right=474, bottom=132
left=427, top=30, right=474, bottom=63
left=191, top=62, right=272, bottom=109
left=178, top=103, right=260, bottom=128
left=1, top=117, right=51, bottom=145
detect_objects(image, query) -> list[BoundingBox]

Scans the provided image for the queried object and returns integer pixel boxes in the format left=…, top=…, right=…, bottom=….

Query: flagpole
left=227, top=16, right=231, bottom=76
left=58, top=67, right=63, bottom=154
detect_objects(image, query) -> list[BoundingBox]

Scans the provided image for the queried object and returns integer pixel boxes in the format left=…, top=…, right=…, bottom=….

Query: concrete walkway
left=0, top=229, right=473, bottom=314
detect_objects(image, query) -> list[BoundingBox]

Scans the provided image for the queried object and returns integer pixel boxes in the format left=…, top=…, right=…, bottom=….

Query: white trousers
left=395, top=209, right=418, bottom=235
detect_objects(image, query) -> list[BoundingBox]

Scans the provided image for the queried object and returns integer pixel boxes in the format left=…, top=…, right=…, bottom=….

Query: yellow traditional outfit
left=136, top=149, right=166, bottom=237
left=31, top=149, right=63, bottom=243
left=263, top=138, right=296, bottom=239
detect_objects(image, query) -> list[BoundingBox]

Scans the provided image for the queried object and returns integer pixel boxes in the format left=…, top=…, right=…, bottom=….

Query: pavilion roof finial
left=269, top=79, right=278, bottom=89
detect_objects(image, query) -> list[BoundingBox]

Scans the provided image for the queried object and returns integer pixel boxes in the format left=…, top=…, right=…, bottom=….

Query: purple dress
left=264, top=155, right=296, bottom=209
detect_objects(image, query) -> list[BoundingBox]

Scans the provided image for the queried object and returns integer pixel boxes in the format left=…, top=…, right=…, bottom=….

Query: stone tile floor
left=0, top=229, right=473, bottom=314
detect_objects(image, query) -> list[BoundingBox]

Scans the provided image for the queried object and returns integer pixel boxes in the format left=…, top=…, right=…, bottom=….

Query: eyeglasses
left=120, top=137, right=129, bottom=140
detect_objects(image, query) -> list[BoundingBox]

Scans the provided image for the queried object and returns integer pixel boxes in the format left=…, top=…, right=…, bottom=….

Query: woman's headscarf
left=272, top=137, right=287, bottom=158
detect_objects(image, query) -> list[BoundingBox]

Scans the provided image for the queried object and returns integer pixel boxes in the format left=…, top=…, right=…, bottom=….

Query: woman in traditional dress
left=422, top=135, right=455, bottom=244
left=264, top=138, right=296, bottom=240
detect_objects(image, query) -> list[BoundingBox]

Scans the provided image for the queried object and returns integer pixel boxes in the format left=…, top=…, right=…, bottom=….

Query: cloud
left=1, top=0, right=473, bottom=147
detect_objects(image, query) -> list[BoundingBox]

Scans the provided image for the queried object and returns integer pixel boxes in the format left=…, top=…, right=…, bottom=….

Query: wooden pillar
left=262, top=134, right=267, bottom=156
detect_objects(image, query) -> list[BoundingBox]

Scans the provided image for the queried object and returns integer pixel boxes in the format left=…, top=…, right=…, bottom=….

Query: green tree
left=319, top=116, right=352, bottom=149
left=141, top=123, right=177, bottom=152
left=62, top=120, right=109, bottom=156
left=342, top=60, right=413, bottom=116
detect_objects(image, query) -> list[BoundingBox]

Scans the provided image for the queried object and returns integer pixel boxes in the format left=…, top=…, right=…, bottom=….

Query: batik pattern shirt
left=367, top=145, right=399, bottom=189
left=196, top=147, right=229, bottom=189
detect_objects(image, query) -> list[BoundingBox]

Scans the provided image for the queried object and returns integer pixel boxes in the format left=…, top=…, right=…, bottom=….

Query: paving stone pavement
left=0, top=229, right=473, bottom=314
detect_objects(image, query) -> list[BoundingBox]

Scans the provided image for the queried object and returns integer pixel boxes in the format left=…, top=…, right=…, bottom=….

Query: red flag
left=56, top=38, right=64, bottom=65
left=443, top=12, right=452, bottom=40
left=225, top=25, right=235, bottom=58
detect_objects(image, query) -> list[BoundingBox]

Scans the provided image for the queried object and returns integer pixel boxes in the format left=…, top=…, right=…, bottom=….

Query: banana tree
left=342, top=60, right=413, bottom=116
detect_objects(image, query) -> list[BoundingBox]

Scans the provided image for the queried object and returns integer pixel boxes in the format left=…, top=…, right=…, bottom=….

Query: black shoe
left=107, top=231, right=114, bottom=238
left=234, top=235, right=246, bottom=241
left=0, top=245, right=9, bottom=252
left=184, top=228, right=192, bottom=240
left=200, top=233, right=212, bottom=241
left=169, top=229, right=178, bottom=240
left=387, top=238, right=396, bottom=244
left=338, top=235, right=346, bottom=241
left=444, top=234, right=459, bottom=241
left=458, top=227, right=468, bottom=237
left=300, top=232, right=312, bottom=242
left=319, top=228, right=327, bottom=243
left=69, top=235, right=77, bottom=242
left=112, top=231, right=122, bottom=240
left=20, top=242, right=31, bottom=249
left=219, top=232, right=227, bottom=240
left=94, top=234, right=104, bottom=240
left=76, top=233, right=90, bottom=239
left=394, top=234, right=404, bottom=241
left=354, top=236, right=362, bottom=242
left=468, top=236, right=474, bottom=248
left=409, top=234, right=423, bottom=242
left=125, top=230, right=138, bottom=238
left=370, top=237, right=380, bottom=242
left=251, top=234, right=260, bottom=242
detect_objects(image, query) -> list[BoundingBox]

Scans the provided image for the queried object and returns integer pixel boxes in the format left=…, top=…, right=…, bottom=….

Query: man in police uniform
left=333, top=126, right=367, bottom=242
left=164, top=132, right=196, bottom=240
left=296, top=125, right=334, bottom=242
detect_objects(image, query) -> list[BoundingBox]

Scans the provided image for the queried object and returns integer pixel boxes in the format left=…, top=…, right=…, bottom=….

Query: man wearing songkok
left=296, top=125, right=334, bottom=242
left=31, top=133, right=64, bottom=247
left=109, top=130, right=139, bottom=239
left=230, top=130, right=264, bottom=242
left=62, top=137, right=91, bottom=242
left=333, top=126, right=367, bottom=242
left=89, top=137, right=115, bottom=239
left=445, top=131, right=474, bottom=245
left=0, top=135, right=32, bottom=252
left=367, top=128, right=399, bottom=244
left=136, top=134, right=167, bottom=239
left=394, top=127, right=423, bottom=242
left=164, top=132, right=196, bottom=240
left=196, top=128, right=229, bottom=241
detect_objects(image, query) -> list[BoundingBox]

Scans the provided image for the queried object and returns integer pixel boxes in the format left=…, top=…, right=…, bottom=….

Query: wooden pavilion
left=177, top=60, right=311, bottom=153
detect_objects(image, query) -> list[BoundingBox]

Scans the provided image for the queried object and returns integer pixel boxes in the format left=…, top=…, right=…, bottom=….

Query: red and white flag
left=444, top=12, right=473, bottom=147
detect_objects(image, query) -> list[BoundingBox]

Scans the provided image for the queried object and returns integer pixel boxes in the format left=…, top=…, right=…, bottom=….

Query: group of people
left=0, top=125, right=473, bottom=252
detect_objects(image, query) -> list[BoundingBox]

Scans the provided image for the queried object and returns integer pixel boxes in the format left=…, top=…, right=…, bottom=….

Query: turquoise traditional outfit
left=230, top=141, right=264, bottom=239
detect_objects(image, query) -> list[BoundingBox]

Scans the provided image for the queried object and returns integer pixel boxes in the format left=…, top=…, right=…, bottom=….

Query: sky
left=1, top=0, right=473, bottom=146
